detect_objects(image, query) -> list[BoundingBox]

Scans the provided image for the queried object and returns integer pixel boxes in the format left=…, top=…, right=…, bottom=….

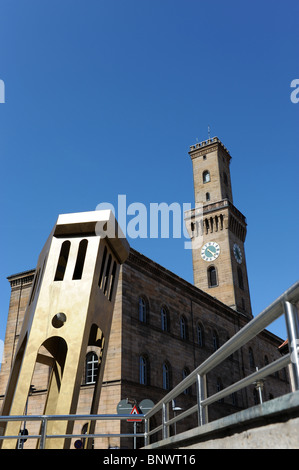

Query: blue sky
left=0, top=0, right=298, bottom=347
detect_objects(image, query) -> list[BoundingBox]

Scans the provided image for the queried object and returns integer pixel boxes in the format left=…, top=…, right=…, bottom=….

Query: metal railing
left=0, top=413, right=146, bottom=449
left=143, top=280, right=299, bottom=445
left=1, top=281, right=298, bottom=449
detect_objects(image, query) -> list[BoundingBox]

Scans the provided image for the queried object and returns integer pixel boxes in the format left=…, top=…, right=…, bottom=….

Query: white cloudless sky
left=0, top=0, right=298, bottom=349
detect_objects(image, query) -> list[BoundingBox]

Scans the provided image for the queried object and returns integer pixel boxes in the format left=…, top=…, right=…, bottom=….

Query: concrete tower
left=0, top=210, right=129, bottom=448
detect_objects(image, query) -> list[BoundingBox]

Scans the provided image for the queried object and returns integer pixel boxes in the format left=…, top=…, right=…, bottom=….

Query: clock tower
left=186, top=137, right=252, bottom=318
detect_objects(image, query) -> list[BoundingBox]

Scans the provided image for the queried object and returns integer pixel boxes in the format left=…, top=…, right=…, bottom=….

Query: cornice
left=7, top=269, right=35, bottom=288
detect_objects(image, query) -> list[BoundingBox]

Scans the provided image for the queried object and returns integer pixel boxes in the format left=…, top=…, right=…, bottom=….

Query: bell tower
left=187, top=137, right=252, bottom=318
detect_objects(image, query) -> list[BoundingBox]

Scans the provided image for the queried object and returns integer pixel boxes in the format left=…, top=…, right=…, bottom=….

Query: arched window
left=138, top=297, right=147, bottom=323
left=197, top=323, right=204, bottom=347
left=180, top=315, right=188, bottom=340
left=220, top=214, right=224, bottom=230
left=237, top=267, right=244, bottom=290
left=163, top=362, right=171, bottom=390
left=208, top=266, right=218, bottom=287
left=204, top=218, right=209, bottom=234
left=73, top=239, right=88, bottom=280
left=203, top=170, right=210, bottom=183
left=85, top=352, right=98, bottom=384
left=139, top=355, right=149, bottom=385
left=54, top=240, right=71, bottom=281
left=161, top=307, right=169, bottom=332
left=249, top=347, right=255, bottom=368
left=212, top=330, right=219, bottom=351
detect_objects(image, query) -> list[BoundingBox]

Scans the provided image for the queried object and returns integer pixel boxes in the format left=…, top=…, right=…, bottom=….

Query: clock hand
left=207, top=248, right=215, bottom=255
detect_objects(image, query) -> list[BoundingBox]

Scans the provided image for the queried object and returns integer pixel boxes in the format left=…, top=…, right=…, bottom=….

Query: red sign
left=127, top=405, right=142, bottom=422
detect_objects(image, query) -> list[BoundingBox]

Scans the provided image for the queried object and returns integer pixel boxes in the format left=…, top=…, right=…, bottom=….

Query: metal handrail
left=0, top=413, right=145, bottom=449
left=144, top=280, right=299, bottom=444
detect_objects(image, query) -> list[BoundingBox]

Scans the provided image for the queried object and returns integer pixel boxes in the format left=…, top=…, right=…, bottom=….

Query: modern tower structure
left=0, top=210, right=129, bottom=448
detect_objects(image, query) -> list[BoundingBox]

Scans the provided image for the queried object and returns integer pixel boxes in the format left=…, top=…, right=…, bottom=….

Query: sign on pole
left=127, top=405, right=142, bottom=422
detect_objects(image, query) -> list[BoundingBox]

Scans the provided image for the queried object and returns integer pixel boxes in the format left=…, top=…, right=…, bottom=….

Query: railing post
left=39, top=417, right=47, bottom=449
left=284, top=300, right=299, bottom=390
left=196, top=373, right=208, bottom=426
left=144, top=418, right=149, bottom=447
left=162, top=402, right=169, bottom=440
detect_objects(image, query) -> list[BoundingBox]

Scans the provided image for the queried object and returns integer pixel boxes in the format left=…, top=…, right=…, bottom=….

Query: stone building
left=0, top=137, right=290, bottom=448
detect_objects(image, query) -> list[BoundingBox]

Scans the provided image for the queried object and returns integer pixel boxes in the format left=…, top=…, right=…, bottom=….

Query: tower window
left=208, top=266, right=218, bottom=287
left=54, top=240, right=71, bottom=281
left=203, top=170, right=210, bottom=183
left=223, top=172, right=228, bottom=186
left=73, top=239, right=88, bottom=280
left=206, top=192, right=210, bottom=201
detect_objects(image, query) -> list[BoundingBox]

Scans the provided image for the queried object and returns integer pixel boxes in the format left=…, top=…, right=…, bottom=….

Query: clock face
left=201, top=242, right=220, bottom=262
left=233, top=243, right=242, bottom=264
